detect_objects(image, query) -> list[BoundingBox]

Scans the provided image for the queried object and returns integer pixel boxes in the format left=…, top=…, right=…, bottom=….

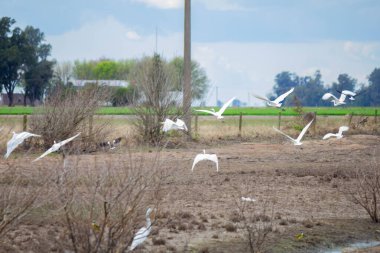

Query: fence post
left=89, top=115, right=93, bottom=138
left=348, top=112, right=354, bottom=125
left=278, top=112, right=282, bottom=130
left=194, top=114, right=198, bottom=137
left=375, top=110, right=378, bottom=124
left=313, top=111, right=317, bottom=135
left=23, top=114, right=27, bottom=131
left=238, top=112, right=243, bottom=137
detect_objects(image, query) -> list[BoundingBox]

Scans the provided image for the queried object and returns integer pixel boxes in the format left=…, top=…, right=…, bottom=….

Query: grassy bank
left=0, top=106, right=378, bottom=116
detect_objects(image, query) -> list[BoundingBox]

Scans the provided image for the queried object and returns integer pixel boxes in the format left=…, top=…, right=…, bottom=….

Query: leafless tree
left=232, top=181, right=275, bottom=253
left=130, top=54, right=181, bottom=144
left=345, top=150, right=380, bottom=222
left=30, top=84, right=110, bottom=150
left=54, top=147, right=165, bottom=252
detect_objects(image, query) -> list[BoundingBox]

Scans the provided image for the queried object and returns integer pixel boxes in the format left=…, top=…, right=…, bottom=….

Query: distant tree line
left=269, top=68, right=380, bottom=106
left=0, top=17, right=210, bottom=107
left=1, top=16, right=379, bottom=107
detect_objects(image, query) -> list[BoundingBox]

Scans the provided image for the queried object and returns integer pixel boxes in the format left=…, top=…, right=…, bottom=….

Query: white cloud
left=131, top=0, right=248, bottom=11
left=46, top=17, right=380, bottom=106
left=47, top=16, right=183, bottom=61
left=132, top=0, right=182, bottom=9
left=126, top=31, right=141, bottom=40
left=195, top=0, right=249, bottom=11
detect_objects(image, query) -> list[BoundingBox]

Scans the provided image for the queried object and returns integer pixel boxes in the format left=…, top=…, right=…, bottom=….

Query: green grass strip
left=0, top=106, right=379, bottom=116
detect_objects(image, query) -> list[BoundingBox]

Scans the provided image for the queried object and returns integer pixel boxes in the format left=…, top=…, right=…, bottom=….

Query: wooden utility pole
left=183, top=0, right=192, bottom=135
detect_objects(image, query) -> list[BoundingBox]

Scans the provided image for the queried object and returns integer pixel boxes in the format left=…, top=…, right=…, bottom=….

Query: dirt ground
left=1, top=133, right=380, bottom=252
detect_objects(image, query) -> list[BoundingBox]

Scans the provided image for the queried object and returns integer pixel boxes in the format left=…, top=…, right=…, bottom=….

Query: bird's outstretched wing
left=204, top=154, right=218, bottom=171
left=322, top=93, right=338, bottom=101
left=273, top=87, right=294, bottom=104
left=175, top=119, right=188, bottom=131
left=296, top=119, right=314, bottom=143
left=195, top=109, right=216, bottom=116
left=338, top=126, right=349, bottom=135
left=338, top=93, right=347, bottom=102
left=322, top=133, right=335, bottom=140
left=218, top=97, right=236, bottom=115
left=341, top=90, right=356, bottom=96
left=191, top=154, right=205, bottom=171
left=5, top=132, right=41, bottom=159
left=272, top=127, right=296, bottom=143
left=33, top=146, right=56, bottom=162
left=33, top=133, right=81, bottom=162
left=56, top=133, right=81, bottom=148
left=252, top=94, right=270, bottom=103
left=162, top=119, right=175, bottom=132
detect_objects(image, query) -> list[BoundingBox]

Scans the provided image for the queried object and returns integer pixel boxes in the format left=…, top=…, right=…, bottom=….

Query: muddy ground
left=1, top=134, right=380, bottom=252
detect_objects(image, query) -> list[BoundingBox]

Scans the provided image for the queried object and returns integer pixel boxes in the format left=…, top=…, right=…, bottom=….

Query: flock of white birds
left=0, top=88, right=356, bottom=250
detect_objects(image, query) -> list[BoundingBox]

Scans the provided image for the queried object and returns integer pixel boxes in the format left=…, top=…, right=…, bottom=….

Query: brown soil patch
left=1, top=134, right=380, bottom=252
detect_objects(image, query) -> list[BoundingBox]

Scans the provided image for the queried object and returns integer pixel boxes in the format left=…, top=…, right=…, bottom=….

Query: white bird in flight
left=273, top=119, right=314, bottom=146
left=33, top=133, right=81, bottom=162
left=129, top=208, right=153, bottom=251
left=191, top=150, right=219, bottom=172
left=253, top=87, right=294, bottom=108
left=4, top=131, right=41, bottom=159
left=322, top=126, right=349, bottom=140
left=322, top=92, right=347, bottom=106
left=336, top=89, right=358, bottom=101
left=162, top=118, right=188, bottom=132
left=195, top=97, right=236, bottom=119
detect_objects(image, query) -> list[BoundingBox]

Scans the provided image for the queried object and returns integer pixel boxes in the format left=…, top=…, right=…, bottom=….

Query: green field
left=0, top=106, right=379, bottom=116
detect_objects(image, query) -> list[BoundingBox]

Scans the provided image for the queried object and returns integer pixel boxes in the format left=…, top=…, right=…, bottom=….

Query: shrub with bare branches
left=29, top=84, right=110, bottom=150
left=130, top=54, right=182, bottom=144
left=0, top=163, right=52, bottom=239
left=52, top=147, right=165, bottom=252
left=232, top=183, right=275, bottom=253
left=345, top=151, right=380, bottom=222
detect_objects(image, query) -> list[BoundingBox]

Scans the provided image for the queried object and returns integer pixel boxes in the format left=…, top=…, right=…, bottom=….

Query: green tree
left=94, top=60, right=118, bottom=80
left=0, top=17, right=30, bottom=106
left=331, top=74, right=357, bottom=93
left=24, top=60, right=54, bottom=106
left=73, top=60, right=97, bottom=79
left=272, top=71, right=299, bottom=100
left=22, top=26, right=54, bottom=106
left=169, top=57, right=209, bottom=101
left=368, top=68, right=380, bottom=106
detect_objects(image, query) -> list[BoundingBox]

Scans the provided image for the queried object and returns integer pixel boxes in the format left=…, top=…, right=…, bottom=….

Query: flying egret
left=162, top=118, right=188, bottom=132
left=129, top=208, right=153, bottom=251
left=322, top=92, right=346, bottom=106
left=253, top=88, right=294, bottom=108
left=241, top=197, right=256, bottom=202
left=4, top=131, right=41, bottom=159
left=273, top=119, right=314, bottom=146
left=322, top=126, right=349, bottom=140
left=195, top=97, right=236, bottom=119
left=336, top=89, right=360, bottom=101
left=33, top=133, right=81, bottom=162
left=191, top=150, right=219, bottom=172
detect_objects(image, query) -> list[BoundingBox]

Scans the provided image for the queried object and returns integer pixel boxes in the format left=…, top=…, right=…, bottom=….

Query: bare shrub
left=232, top=182, right=275, bottom=253
left=29, top=84, right=110, bottom=151
left=130, top=54, right=182, bottom=144
left=0, top=163, right=51, bottom=238
left=345, top=151, right=380, bottom=222
left=53, top=147, right=165, bottom=252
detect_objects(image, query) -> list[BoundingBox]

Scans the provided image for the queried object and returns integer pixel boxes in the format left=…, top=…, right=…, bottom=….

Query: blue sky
left=1, top=0, right=380, bottom=105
